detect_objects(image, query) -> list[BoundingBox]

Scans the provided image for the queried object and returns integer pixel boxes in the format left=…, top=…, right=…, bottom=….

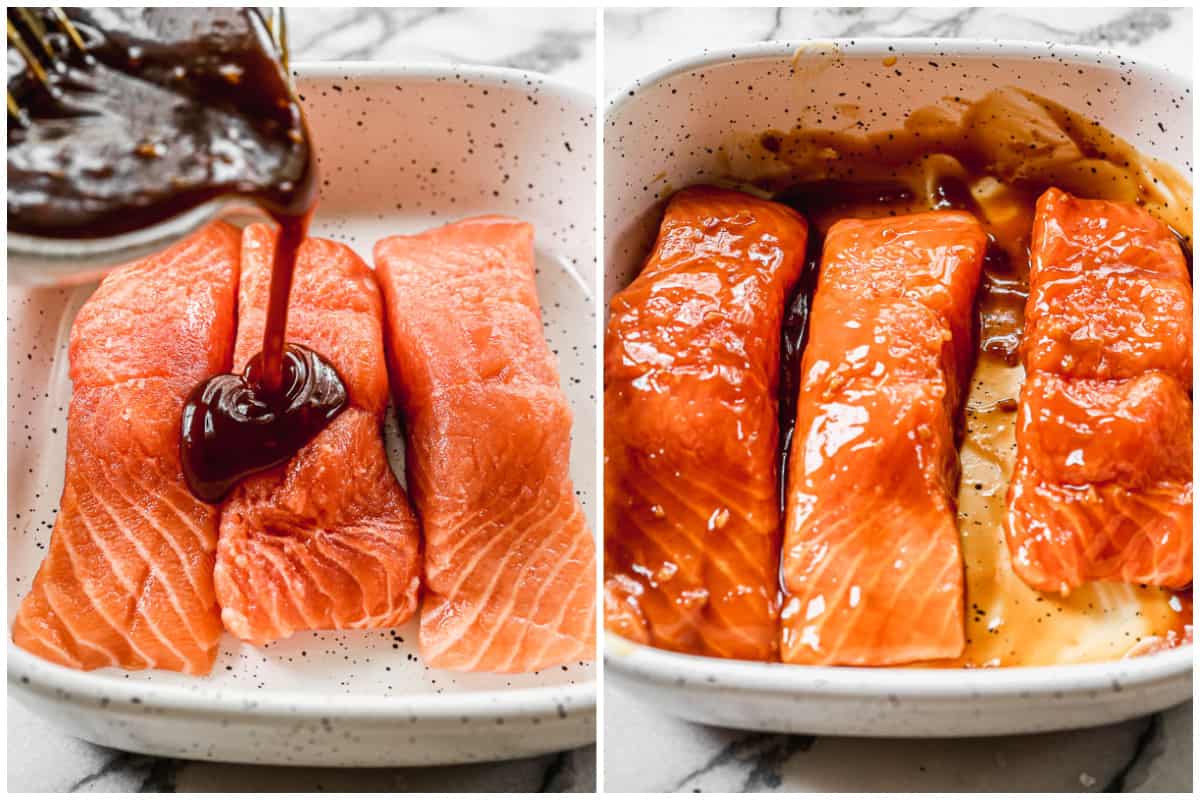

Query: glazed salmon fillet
left=1006, top=188, right=1193, bottom=593
left=604, top=186, right=808, bottom=660
left=781, top=211, right=986, bottom=666
left=215, top=224, right=421, bottom=644
left=375, top=216, right=596, bottom=672
left=12, top=222, right=240, bottom=674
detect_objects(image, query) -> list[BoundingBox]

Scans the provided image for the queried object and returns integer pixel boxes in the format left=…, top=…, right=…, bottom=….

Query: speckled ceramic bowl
left=8, top=62, right=596, bottom=767
left=604, top=40, right=1192, bottom=737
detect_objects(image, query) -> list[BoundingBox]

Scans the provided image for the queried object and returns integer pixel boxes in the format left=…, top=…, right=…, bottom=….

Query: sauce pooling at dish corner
left=740, top=87, right=1193, bottom=667
left=4, top=8, right=347, bottom=503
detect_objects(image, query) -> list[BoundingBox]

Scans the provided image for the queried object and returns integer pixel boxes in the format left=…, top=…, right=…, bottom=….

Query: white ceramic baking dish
left=603, top=40, right=1192, bottom=737
left=8, top=62, right=596, bottom=767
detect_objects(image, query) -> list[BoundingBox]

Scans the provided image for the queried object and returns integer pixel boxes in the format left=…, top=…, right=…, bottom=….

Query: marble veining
left=605, top=692, right=1191, bottom=793
left=288, top=7, right=595, bottom=91
left=604, top=6, right=1192, bottom=93
left=9, top=699, right=597, bottom=792
left=602, top=4, right=1192, bottom=794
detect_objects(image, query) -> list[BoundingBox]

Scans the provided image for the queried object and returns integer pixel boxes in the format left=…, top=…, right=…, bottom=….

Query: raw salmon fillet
left=12, top=222, right=240, bottom=674
left=375, top=216, right=596, bottom=672
left=1006, top=188, right=1193, bottom=593
left=781, top=211, right=986, bottom=666
left=214, top=225, right=421, bottom=644
left=604, top=186, right=808, bottom=660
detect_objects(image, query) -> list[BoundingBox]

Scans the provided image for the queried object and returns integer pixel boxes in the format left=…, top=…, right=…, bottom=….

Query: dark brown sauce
left=977, top=237, right=1028, bottom=366
left=7, top=8, right=313, bottom=236
left=7, top=9, right=346, bottom=502
left=179, top=206, right=349, bottom=504
left=775, top=229, right=821, bottom=512
left=180, top=343, right=347, bottom=504
left=744, top=87, right=1193, bottom=666
left=258, top=211, right=310, bottom=395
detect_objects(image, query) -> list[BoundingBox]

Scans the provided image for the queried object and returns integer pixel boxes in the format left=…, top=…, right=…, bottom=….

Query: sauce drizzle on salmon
left=214, top=224, right=421, bottom=645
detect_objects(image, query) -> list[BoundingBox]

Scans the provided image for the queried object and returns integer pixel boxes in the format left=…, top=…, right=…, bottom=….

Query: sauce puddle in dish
left=641, top=86, right=1194, bottom=668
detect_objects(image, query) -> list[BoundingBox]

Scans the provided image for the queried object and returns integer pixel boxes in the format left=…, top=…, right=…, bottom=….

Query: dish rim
left=293, top=58, right=592, bottom=103
left=606, top=635, right=1193, bottom=696
left=606, top=37, right=1190, bottom=111
left=603, top=39, right=1193, bottom=689
left=7, top=59, right=596, bottom=725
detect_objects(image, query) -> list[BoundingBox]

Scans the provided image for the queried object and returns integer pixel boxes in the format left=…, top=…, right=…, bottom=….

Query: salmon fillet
left=12, top=222, right=239, bottom=674
left=214, top=225, right=421, bottom=644
left=604, top=186, right=808, bottom=660
left=781, top=211, right=986, bottom=665
left=374, top=216, right=596, bottom=672
left=1006, top=188, right=1193, bottom=593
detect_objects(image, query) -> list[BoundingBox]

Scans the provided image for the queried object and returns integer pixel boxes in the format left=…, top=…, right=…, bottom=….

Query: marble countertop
left=602, top=5, right=1192, bottom=794
left=289, top=6, right=595, bottom=92
left=7, top=7, right=596, bottom=794
left=604, top=6, right=1191, bottom=92
left=604, top=698, right=1191, bottom=793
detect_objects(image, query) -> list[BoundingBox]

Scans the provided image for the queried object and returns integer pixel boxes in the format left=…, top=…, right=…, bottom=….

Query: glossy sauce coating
left=604, top=185, right=808, bottom=660
left=180, top=342, right=346, bottom=504
left=752, top=87, right=1191, bottom=666
left=780, top=211, right=986, bottom=665
left=1007, top=188, right=1193, bottom=593
left=180, top=210, right=321, bottom=500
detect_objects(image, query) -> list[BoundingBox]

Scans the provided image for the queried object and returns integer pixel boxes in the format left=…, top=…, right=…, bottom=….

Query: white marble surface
left=601, top=5, right=1193, bottom=794
left=7, top=7, right=596, bottom=793
left=604, top=6, right=1192, bottom=93
left=604, top=697, right=1191, bottom=793
left=290, top=6, right=595, bottom=92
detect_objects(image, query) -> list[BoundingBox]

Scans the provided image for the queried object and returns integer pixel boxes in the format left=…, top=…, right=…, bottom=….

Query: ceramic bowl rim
left=294, top=59, right=593, bottom=109
left=606, top=635, right=1193, bottom=698
left=606, top=38, right=1189, bottom=113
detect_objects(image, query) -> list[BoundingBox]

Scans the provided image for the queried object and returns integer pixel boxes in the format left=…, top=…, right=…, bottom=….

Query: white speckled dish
left=604, top=40, right=1192, bottom=737
left=8, top=62, right=596, bottom=767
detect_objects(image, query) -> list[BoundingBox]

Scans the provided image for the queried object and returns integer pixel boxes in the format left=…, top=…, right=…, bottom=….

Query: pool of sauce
left=7, top=9, right=346, bottom=503
left=180, top=343, right=347, bottom=504
left=178, top=205, right=349, bottom=505
left=747, top=88, right=1193, bottom=667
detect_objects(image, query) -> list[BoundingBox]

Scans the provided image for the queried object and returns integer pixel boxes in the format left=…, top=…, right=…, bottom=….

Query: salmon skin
left=215, top=224, right=421, bottom=644
left=12, top=222, right=240, bottom=675
left=375, top=216, right=596, bottom=673
left=1006, top=188, right=1193, bottom=593
left=604, top=186, right=808, bottom=660
left=781, top=211, right=986, bottom=666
